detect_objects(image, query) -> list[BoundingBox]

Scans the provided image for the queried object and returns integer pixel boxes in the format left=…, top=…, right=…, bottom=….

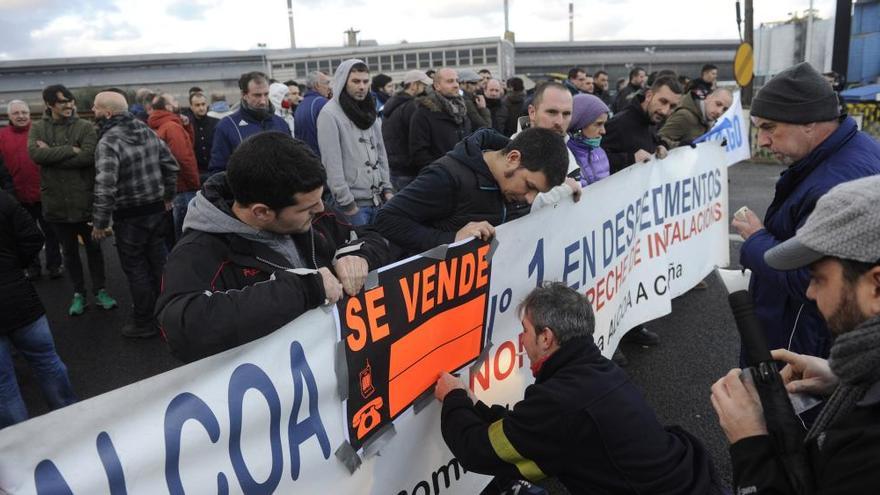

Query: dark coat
left=740, top=117, right=880, bottom=359
left=441, top=337, right=718, bottom=494
left=293, top=90, right=329, bottom=157
left=602, top=96, right=662, bottom=173
left=27, top=114, right=98, bottom=223
left=380, top=92, right=418, bottom=176
left=191, top=114, right=219, bottom=178
left=208, top=107, right=290, bottom=174
left=0, top=191, right=44, bottom=334
left=611, top=83, right=642, bottom=113
left=408, top=94, right=471, bottom=172
left=156, top=174, right=392, bottom=363
left=503, top=91, right=526, bottom=136
left=374, top=129, right=526, bottom=257
left=731, top=380, right=880, bottom=494
left=486, top=97, right=509, bottom=135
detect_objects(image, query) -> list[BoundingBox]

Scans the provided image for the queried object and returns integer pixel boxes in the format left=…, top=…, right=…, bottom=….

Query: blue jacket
left=293, top=90, right=329, bottom=157
left=741, top=117, right=880, bottom=359
left=207, top=107, right=289, bottom=174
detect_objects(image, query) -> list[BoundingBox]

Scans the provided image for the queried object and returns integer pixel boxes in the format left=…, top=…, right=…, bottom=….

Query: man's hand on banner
left=564, top=177, right=582, bottom=202
left=655, top=145, right=669, bottom=159
left=318, top=267, right=344, bottom=304
left=455, top=221, right=495, bottom=243
left=731, top=208, right=764, bottom=240
left=434, top=372, right=465, bottom=402
left=335, top=255, right=369, bottom=296
left=634, top=149, right=653, bottom=163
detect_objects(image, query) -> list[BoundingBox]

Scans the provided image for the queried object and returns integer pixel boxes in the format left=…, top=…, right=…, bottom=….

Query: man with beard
left=611, top=67, right=647, bottom=114
left=659, top=87, right=732, bottom=148
left=381, top=70, right=434, bottom=191
left=317, top=59, right=392, bottom=226
left=593, top=70, right=613, bottom=106
left=409, top=68, right=472, bottom=172
left=374, top=127, right=568, bottom=257
left=459, top=69, right=492, bottom=130
left=208, top=71, right=289, bottom=174
left=187, top=92, right=218, bottom=182
left=602, top=75, right=682, bottom=173
left=92, top=91, right=178, bottom=338
left=732, top=62, right=880, bottom=360
left=157, top=132, right=391, bottom=363
left=484, top=79, right=508, bottom=134
left=148, top=93, right=201, bottom=241
left=29, top=84, right=117, bottom=316
left=712, top=175, right=880, bottom=493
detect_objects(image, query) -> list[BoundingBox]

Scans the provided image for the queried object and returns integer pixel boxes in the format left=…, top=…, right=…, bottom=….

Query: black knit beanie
left=751, top=62, right=839, bottom=124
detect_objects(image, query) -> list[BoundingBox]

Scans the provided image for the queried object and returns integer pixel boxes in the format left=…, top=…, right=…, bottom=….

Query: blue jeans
left=345, top=205, right=379, bottom=226
left=114, top=212, right=168, bottom=325
left=0, top=316, right=77, bottom=429
left=172, top=191, right=197, bottom=242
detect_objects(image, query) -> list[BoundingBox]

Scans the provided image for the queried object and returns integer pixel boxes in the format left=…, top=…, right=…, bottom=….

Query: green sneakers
left=95, top=289, right=118, bottom=310
left=68, top=293, right=86, bottom=316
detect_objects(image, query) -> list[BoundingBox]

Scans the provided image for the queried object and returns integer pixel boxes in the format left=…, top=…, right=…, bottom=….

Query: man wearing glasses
left=28, top=84, right=117, bottom=317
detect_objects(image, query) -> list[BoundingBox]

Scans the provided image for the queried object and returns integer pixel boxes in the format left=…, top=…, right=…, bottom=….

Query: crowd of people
left=1, top=56, right=880, bottom=494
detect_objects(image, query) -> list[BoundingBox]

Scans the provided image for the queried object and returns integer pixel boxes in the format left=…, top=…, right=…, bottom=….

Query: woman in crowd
left=567, top=94, right=611, bottom=186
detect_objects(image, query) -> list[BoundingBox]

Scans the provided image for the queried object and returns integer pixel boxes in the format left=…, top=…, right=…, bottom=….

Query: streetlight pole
left=743, top=0, right=754, bottom=105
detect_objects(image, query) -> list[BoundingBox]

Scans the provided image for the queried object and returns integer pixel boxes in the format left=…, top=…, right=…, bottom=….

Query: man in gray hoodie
left=317, top=59, right=393, bottom=226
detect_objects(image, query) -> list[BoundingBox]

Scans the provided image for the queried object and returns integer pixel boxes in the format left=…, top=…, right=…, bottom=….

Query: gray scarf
left=431, top=92, right=467, bottom=125
left=806, top=315, right=880, bottom=441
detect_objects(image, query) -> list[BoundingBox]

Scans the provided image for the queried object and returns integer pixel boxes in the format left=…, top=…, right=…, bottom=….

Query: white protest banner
left=693, top=90, right=751, bottom=166
left=0, top=142, right=729, bottom=495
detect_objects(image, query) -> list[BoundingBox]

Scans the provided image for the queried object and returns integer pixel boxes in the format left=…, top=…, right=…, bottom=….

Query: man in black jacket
left=712, top=175, right=880, bottom=494
left=408, top=68, right=472, bottom=173
left=0, top=190, right=77, bottom=428
left=436, top=283, right=720, bottom=494
left=373, top=127, right=568, bottom=257
left=611, top=66, right=647, bottom=113
left=156, top=132, right=392, bottom=363
left=381, top=70, right=433, bottom=191
left=603, top=75, right=683, bottom=173
left=188, top=92, right=219, bottom=182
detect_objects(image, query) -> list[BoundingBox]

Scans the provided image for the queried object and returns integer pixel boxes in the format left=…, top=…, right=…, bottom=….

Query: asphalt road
left=15, top=160, right=786, bottom=490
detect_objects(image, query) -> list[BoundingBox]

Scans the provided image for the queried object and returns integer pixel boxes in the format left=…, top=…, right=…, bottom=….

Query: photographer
left=711, top=175, right=880, bottom=493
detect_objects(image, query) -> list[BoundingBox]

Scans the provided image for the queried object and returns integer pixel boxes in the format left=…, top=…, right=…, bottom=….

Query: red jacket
left=147, top=110, right=200, bottom=192
left=0, top=124, right=41, bottom=204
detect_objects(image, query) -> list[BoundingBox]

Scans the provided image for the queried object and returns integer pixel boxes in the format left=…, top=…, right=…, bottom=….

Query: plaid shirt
left=93, top=113, right=178, bottom=229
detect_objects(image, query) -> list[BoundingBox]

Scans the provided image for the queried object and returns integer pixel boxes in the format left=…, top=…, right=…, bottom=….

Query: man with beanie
left=732, top=62, right=880, bottom=360
left=381, top=70, right=433, bottom=191
left=317, top=59, right=392, bottom=226
left=713, top=175, right=880, bottom=493
left=409, top=68, right=472, bottom=172
left=208, top=71, right=290, bottom=174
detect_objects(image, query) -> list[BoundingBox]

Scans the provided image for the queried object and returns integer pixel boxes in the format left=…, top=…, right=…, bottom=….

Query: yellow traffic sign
left=734, top=43, right=754, bottom=87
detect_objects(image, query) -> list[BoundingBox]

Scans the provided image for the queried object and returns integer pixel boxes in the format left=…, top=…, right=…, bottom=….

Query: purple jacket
left=567, top=139, right=610, bottom=185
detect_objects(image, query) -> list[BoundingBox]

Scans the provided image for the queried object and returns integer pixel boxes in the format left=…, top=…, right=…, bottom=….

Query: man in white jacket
left=317, top=59, right=393, bottom=226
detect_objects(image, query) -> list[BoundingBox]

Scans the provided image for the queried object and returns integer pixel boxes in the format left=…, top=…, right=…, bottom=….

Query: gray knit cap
left=751, top=62, right=840, bottom=124
left=765, top=175, right=880, bottom=270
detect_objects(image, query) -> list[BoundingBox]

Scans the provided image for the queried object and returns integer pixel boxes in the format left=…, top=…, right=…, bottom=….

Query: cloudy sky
left=0, top=0, right=837, bottom=61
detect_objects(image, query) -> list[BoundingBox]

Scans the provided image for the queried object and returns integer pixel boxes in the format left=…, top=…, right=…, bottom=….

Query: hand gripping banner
left=337, top=239, right=492, bottom=452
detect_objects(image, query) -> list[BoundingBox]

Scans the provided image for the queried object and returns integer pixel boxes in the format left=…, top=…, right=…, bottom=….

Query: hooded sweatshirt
left=183, top=176, right=305, bottom=269
left=268, top=82, right=295, bottom=136
left=316, top=59, right=391, bottom=209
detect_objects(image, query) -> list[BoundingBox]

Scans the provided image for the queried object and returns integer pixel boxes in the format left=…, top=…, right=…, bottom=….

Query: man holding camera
left=712, top=175, right=880, bottom=493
